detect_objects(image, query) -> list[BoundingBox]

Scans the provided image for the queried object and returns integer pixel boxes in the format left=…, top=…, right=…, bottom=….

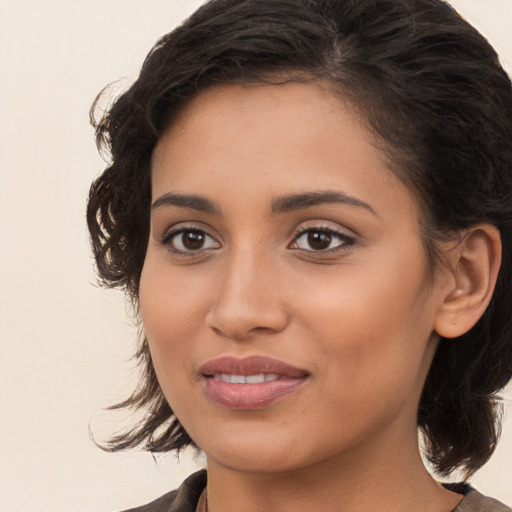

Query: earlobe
left=434, top=224, right=501, bottom=339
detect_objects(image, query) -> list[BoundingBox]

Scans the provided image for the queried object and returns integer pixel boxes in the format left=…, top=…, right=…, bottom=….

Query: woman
left=87, top=0, right=512, bottom=510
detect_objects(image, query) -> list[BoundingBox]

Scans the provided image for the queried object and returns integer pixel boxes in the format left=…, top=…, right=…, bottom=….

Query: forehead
left=151, top=82, right=417, bottom=221
left=154, top=83, right=380, bottom=174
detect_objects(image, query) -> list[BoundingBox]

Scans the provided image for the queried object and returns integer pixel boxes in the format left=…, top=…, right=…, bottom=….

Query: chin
left=208, top=448, right=306, bottom=475
left=195, top=429, right=309, bottom=474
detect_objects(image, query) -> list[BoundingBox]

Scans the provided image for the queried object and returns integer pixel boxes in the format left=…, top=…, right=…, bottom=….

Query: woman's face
left=140, top=83, right=451, bottom=474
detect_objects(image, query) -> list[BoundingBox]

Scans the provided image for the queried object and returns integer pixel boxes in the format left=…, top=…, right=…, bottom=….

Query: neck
left=204, top=429, right=462, bottom=512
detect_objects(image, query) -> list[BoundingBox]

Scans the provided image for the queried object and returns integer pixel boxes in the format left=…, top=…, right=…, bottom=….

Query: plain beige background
left=0, top=1, right=511, bottom=511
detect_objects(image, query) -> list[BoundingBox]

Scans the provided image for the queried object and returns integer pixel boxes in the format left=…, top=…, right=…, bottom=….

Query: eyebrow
left=271, top=191, right=377, bottom=216
left=151, top=192, right=220, bottom=214
left=151, top=190, right=376, bottom=216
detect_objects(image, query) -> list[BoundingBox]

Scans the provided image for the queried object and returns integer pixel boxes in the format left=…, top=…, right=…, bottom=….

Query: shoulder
left=451, top=485, right=511, bottom=512
left=120, top=470, right=207, bottom=512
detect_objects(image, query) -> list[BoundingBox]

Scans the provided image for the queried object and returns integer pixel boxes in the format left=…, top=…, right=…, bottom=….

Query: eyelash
left=160, top=225, right=356, bottom=255
left=160, top=226, right=220, bottom=254
left=289, top=226, right=356, bottom=254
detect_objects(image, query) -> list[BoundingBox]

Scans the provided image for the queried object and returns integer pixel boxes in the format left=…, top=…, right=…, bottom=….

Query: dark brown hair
left=87, top=0, right=512, bottom=478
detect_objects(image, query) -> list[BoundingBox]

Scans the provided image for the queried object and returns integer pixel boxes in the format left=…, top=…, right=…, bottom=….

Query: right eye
left=161, top=228, right=221, bottom=253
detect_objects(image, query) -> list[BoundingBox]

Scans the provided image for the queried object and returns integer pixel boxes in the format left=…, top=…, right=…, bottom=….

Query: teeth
left=246, top=374, right=265, bottom=384
left=212, top=373, right=280, bottom=384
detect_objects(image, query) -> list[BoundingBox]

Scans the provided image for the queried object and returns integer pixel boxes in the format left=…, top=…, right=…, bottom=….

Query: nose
left=205, top=248, right=289, bottom=341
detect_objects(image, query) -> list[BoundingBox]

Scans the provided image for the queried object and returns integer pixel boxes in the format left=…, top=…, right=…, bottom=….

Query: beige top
left=454, top=489, right=511, bottom=512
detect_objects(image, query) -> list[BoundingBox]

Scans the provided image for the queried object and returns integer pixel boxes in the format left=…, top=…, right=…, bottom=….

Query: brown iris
left=307, top=231, right=332, bottom=250
left=181, top=231, right=206, bottom=250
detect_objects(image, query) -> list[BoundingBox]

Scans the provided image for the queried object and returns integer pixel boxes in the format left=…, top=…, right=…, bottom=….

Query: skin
left=140, top=82, right=466, bottom=511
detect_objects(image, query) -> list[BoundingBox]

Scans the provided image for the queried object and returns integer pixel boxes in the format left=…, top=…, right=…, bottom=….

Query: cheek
left=140, top=252, right=210, bottom=332
left=293, top=255, right=434, bottom=390
left=138, top=260, right=208, bottom=389
left=294, top=283, right=433, bottom=447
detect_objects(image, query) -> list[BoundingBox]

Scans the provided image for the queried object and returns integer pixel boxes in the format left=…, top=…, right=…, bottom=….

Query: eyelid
left=160, top=223, right=222, bottom=254
left=157, top=221, right=355, bottom=256
left=289, top=223, right=356, bottom=253
left=160, top=221, right=216, bottom=242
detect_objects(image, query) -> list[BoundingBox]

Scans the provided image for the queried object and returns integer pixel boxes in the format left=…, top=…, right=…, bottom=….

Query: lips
left=200, top=356, right=309, bottom=410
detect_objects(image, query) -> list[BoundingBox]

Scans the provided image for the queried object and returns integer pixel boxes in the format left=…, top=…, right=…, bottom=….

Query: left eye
left=163, top=229, right=220, bottom=252
left=291, top=229, right=353, bottom=252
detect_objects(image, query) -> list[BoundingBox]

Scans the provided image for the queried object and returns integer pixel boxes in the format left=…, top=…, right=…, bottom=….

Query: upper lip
left=200, top=356, right=309, bottom=378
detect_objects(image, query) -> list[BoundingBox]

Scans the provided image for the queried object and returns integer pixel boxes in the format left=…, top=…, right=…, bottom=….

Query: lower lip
left=203, top=377, right=306, bottom=410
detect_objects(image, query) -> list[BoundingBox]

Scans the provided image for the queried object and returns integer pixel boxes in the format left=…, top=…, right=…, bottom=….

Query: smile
left=212, top=373, right=280, bottom=384
left=200, top=356, right=309, bottom=410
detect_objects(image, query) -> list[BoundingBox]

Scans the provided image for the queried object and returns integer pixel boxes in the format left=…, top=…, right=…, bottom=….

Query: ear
left=434, top=224, right=501, bottom=339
